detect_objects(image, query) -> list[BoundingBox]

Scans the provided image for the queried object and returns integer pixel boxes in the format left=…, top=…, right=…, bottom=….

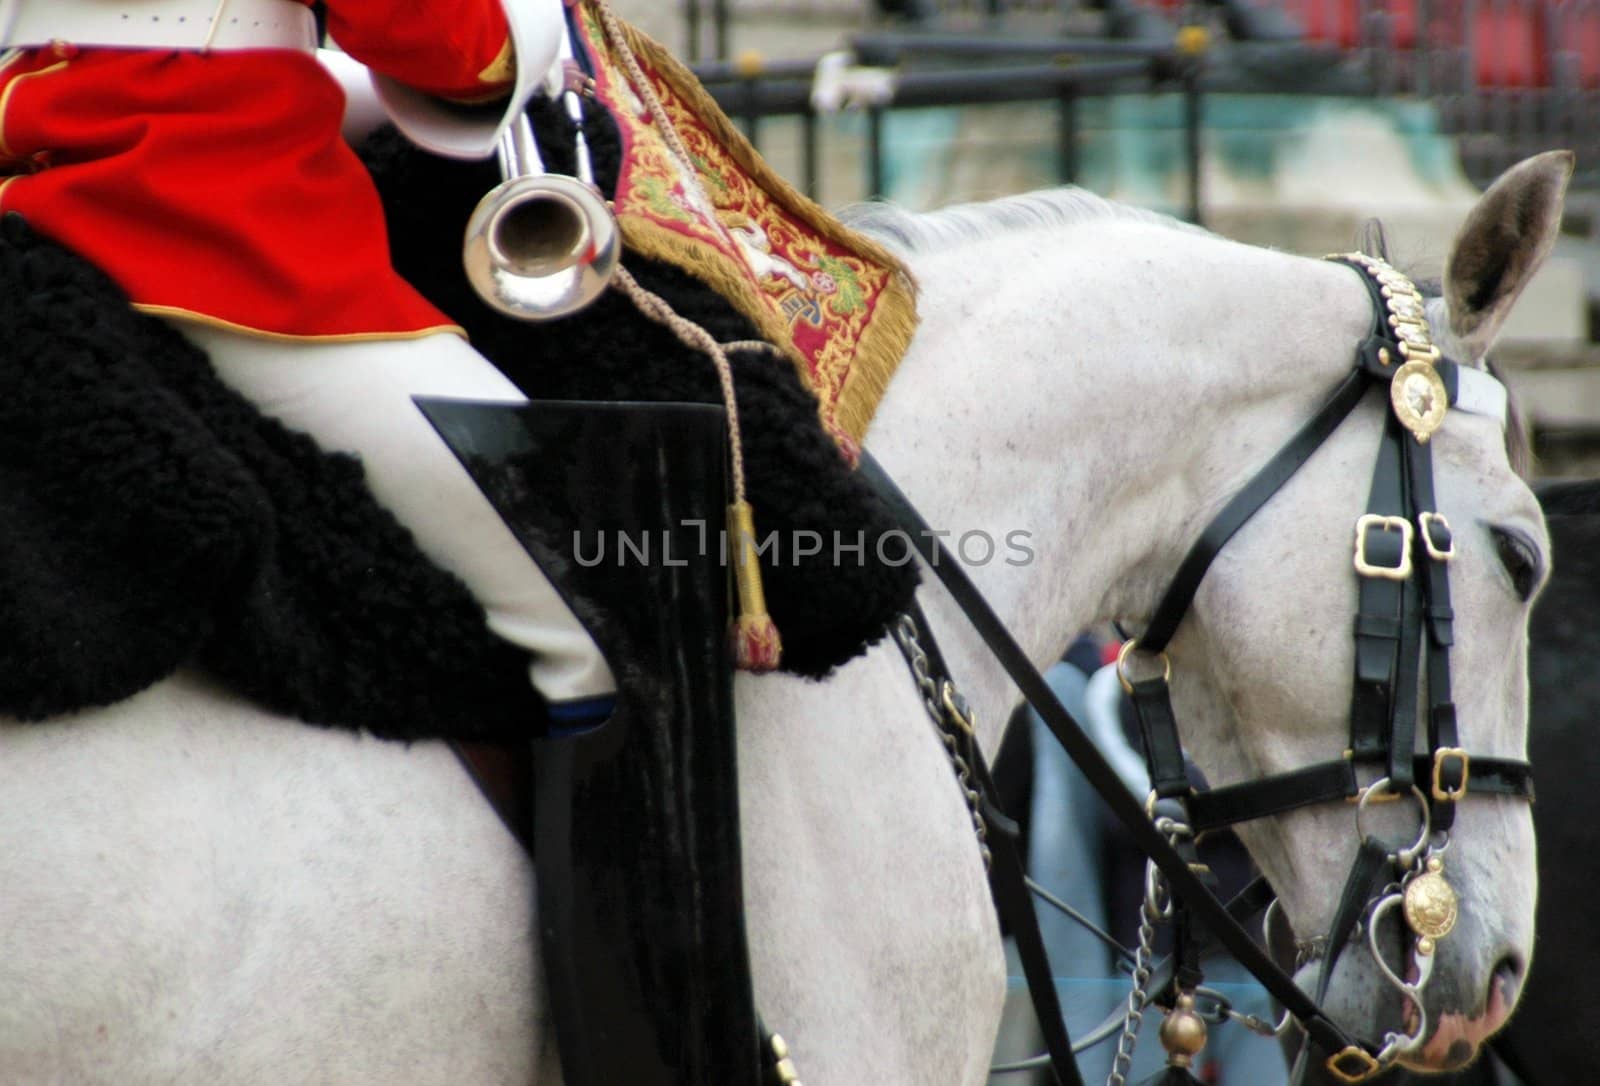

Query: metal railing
left=679, top=0, right=1600, bottom=188
left=689, top=34, right=1206, bottom=217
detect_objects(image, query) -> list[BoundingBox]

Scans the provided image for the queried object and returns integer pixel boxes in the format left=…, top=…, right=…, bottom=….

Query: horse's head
left=1155, top=151, right=1571, bottom=1076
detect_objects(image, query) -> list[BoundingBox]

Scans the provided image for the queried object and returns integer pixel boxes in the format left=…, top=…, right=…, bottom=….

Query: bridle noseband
left=868, top=253, right=1535, bottom=1086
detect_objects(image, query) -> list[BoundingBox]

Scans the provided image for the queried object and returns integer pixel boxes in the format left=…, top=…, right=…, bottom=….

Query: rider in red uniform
left=0, top=0, right=616, bottom=723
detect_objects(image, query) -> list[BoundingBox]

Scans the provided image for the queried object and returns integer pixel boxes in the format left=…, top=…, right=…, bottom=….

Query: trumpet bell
left=463, top=173, right=620, bottom=322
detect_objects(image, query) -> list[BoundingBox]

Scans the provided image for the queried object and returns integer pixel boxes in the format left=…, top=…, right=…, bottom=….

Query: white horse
left=0, top=150, right=1568, bottom=1084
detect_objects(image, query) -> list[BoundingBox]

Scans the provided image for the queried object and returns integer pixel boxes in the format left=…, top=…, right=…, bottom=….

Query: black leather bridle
left=864, top=253, right=1537, bottom=1085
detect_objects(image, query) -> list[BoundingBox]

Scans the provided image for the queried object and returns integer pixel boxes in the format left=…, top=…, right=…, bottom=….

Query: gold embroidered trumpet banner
left=576, top=5, right=918, bottom=455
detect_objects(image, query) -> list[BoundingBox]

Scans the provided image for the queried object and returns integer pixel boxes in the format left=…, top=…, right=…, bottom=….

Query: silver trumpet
left=463, top=68, right=618, bottom=321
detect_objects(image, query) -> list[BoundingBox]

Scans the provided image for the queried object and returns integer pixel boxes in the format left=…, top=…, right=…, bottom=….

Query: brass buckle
left=1326, top=1045, right=1383, bottom=1084
left=1419, top=511, right=1455, bottom=562
left=1353, top=514, right=1413, bottom=580
left=1432, top=747, right=1470, bottom=802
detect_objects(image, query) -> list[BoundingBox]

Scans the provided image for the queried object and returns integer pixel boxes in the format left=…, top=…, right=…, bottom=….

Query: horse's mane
left=837, top=187, right=1204, bottom=255
left=842, top=197, right=1535, bottom=476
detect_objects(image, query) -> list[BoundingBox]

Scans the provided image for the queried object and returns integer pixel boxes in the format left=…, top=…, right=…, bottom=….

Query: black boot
left=417, top=397, right=762, bottom=1086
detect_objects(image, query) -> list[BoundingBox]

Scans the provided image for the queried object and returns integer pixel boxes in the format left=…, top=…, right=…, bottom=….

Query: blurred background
left=612, top=0, right=1600, bottom=479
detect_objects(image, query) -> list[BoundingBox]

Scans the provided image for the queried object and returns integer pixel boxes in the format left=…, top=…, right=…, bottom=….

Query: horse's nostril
left=1491, top=954, right=1524, bottom=1011
left=1494, top=954, right=1523, bottom=983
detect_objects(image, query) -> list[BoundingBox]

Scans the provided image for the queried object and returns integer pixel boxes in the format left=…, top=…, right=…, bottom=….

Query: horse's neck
left=863, top=219, right=1373, bottom=754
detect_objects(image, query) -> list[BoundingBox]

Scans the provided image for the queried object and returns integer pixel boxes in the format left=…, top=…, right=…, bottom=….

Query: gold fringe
left=605, top=19, right=919, bottom=446
left=832, top=276, right=920, bottom=443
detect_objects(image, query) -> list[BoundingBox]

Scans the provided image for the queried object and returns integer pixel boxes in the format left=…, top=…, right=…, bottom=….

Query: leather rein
left=863, top=253, right=1535, bottom=1085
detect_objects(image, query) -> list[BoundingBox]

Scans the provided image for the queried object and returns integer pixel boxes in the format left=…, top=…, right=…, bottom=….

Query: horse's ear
left=1443, top=150, right=1574, bottom=359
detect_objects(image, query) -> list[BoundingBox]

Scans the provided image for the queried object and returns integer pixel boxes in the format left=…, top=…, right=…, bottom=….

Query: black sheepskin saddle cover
left=0, top=104, right=914, bottom=733
left=0, top=213, right=537, bottom=738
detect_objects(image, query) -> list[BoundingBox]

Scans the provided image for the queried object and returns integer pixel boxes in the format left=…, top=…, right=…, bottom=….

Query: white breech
left=178, top=322, right=616, bottom=708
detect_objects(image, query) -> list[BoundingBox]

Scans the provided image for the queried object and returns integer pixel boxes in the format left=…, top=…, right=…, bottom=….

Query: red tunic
left=0, top=0, right=512, bottom=339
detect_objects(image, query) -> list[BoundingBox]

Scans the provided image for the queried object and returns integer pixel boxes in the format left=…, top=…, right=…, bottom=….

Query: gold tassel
left=728, top=499, right=782, bottom=671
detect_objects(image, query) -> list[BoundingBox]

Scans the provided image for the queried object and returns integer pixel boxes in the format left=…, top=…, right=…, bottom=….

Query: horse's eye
left=1490, top=526, right=1542, bottom=602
